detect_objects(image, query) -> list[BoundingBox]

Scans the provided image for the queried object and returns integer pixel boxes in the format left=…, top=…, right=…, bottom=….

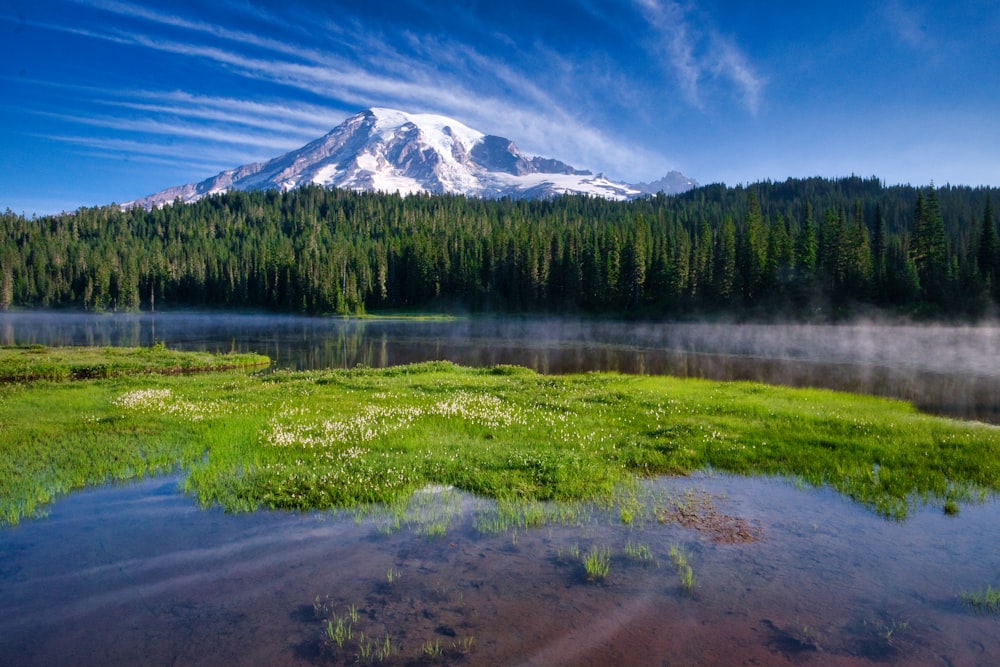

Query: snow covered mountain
left=125, top=108, right=693, bottom=209
left=632, top=171, right=700, bottom=195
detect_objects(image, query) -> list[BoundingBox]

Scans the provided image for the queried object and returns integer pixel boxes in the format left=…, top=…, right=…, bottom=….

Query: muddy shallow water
left=2, top=312, right=1000, bottom=665
left=2, top=474, right=998, bottom=666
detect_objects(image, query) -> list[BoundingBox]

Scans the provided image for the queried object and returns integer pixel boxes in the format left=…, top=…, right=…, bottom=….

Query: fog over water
left=2, top=311, right=999, bottom=422
left=3, top=310, right=1000, bottom=665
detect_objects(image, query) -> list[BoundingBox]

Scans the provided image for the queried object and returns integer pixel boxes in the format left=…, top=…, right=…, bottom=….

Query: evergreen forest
left=2, top=176, right=998, bottom=319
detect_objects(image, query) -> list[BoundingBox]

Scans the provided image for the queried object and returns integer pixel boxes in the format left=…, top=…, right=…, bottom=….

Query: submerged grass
left=669, top=544, right=695, bottom=595
left=3, top=353, right=1000, bottom=525
left=960, top=585, right=1000, bottom=614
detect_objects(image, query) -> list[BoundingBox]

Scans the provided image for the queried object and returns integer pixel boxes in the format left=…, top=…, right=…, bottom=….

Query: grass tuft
left=960, top=585, right=1000, bottom=614
left=582, top=545, right=611, bottom=582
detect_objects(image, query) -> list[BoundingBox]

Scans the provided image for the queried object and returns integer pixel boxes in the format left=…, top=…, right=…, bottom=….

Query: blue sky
left=2, top=0, right=998, bottom=215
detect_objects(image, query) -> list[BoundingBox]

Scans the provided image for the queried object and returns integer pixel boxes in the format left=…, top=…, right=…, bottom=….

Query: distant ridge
left=124, top=108, right=696, bottom=209
left=632, top=171, right=700, bottom=195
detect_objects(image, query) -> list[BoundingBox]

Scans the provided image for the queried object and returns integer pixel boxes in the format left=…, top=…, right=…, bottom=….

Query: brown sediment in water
left=658, top=489, right=765, bottom=544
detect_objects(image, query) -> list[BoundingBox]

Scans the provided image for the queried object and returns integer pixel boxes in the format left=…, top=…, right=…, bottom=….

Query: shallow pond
left=2, top=312, right=1000, bottom=665
left=2, top=474, right=998, bottom=666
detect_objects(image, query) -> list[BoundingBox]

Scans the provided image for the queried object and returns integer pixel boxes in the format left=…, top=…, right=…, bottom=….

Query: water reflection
left=1, top=475, right=998, bottom=666
left=3, top=311, right=1000, bottom=422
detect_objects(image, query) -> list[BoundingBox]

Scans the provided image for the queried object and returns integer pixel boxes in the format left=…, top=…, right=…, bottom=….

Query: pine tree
left=714, top=217, right=737, bottom=304
left=846, top=200, right=872, bottom=296
left=871, top=204, right=887, bottom=302
left=796, top=202, right=817, bottom=275
left=740, top=191, right=768, bottom=303
left=978, top=195, right=998, bottom=299
left=912, top=188, right=949, bottom=306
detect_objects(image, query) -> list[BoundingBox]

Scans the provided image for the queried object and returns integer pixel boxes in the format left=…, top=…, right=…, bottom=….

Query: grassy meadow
left=2, top=346, right=1000, bottom=525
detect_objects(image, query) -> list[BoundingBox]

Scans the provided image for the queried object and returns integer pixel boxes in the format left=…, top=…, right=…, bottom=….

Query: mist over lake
left=4, top=311, right=999, bottom=421
left=2, top=311, right=1000, bottom=666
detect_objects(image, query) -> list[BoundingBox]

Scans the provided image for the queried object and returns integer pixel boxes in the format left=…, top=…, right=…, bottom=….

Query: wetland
left=2, top=312, right=1000, bottom=666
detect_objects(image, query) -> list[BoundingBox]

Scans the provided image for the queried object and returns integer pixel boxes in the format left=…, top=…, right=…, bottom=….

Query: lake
left=1, top=312, right=999, bottom=666
left=4, top=311, right=1000, bottom=421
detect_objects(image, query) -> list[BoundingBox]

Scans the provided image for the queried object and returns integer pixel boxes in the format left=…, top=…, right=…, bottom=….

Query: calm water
left=3, top=311, right=1000, bottom=421
left=2, top=312, right=1000, bottom=666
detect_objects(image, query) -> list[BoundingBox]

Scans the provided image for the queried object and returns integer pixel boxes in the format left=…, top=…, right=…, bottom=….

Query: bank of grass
left=345, top=312, right=462, bottom=322
left=2, top=353, right=1000, bottom=525
left=0, top=343, right=269, bottom=382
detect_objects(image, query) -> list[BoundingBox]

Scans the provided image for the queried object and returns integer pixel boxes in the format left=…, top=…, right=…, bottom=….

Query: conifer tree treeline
left=2, top=176, right=998, bottom=318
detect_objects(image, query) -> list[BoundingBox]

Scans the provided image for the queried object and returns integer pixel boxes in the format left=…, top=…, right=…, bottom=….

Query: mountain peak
left=124, top=108, right=692, bottom=209
left=632, top=171, right=700, bottom=195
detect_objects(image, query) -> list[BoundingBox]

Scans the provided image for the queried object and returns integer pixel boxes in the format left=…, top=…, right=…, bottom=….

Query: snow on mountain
left=632, top=171, right=700, bottom=195
left=124, top=108, right=691, bottom=209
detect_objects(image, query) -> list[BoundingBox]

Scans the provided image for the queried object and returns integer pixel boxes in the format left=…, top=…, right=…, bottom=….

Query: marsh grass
left=624, top=540, right=656, bottom=565
left=315, top=590, right=472, bottom=663
left=421, top=639, right=443, bottom=657
left=315, top=600, right=394, bottom=663
left=473, top=497, right=589, bottom=535
left=669, top=544, right=695, bottom=595
left=4, top=356, right=1000, bottom=525
left=0, top=343, right=268, bottom=382
left=865, top=617, right=909, bottom=647
left=355, top=484, right=464, bottom=536
left=960, top=585, right=1000, bottom=614
left=583, top=545, right=611, bottom=582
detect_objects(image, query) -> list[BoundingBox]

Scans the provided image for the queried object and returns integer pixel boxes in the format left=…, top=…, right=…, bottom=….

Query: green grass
left=624, top=540, right=655, bottom=564
left=343, top=312, right=462, bottom=322
left=582, top=545, right=611, bottom=582
left=3, top=354, right=1000, bottom=525
left=668, top=545, right=695, bottom=595
left=0, top=343, right=269, bottom=382
left=960, top=585, right=1000, bottom=614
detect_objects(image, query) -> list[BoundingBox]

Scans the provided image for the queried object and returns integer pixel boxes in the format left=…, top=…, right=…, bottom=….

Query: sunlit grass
left=582, top=545, right=611, bottom=582
left=3, top=354, right=1000, bottom=525
left=0, top=343, right=268, bottom=382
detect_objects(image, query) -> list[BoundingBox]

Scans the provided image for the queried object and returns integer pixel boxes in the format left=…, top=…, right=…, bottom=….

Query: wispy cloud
left=34, top=133, right=260, bottom=173
left=109, top=94, right=337, bottom=137
left=56, top=2, right=671, bottom=178
left=32, top=109, right=310, bottom=152
left=23, top=0, right=679, bottom=182
left=71, top=0, right=326, bottom=64
left=882, top=0, right=929, bottom=48
left=634, top=0, right=765, bottom=114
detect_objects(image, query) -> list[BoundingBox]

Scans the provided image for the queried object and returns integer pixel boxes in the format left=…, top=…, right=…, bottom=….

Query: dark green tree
left=912, top=189, right=950, bottom=306
left=978, top=195, right=998, bottom=298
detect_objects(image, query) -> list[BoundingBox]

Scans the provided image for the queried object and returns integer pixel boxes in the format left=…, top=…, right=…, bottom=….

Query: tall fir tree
left=714, top=216, right=737, bottom=304
left=912, top=188, right=950, bottom=307
left=796, top=202, right=818, bottom=277
left=871, top=204, right=887, bottom=302
left=978, top=195, right=998, bottom=298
